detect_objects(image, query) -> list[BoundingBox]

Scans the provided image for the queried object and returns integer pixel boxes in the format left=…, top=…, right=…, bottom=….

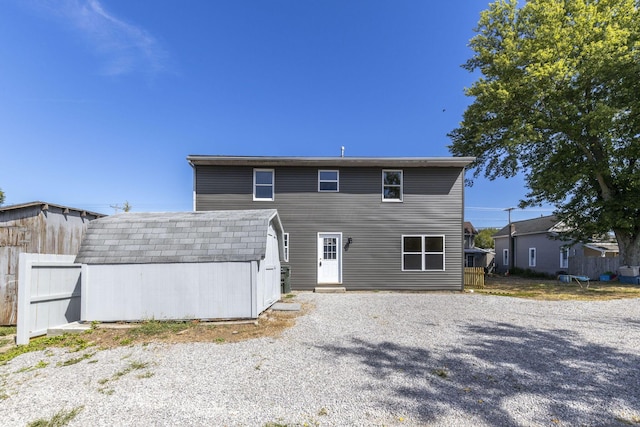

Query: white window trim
left=560, top=248, right=569, bottom=269
left=401, top=234, right=445, bottom=271
left=318, top=170, right=339, bottom=192
left=382, top=170, right=403, bottom=202
left=503, top=249, right=509, bottom=267
left=253, top=169, right=274, bottom=201
left=529, top=247, right=537, bottom=267
left=283, top=233, right=290, bottom=262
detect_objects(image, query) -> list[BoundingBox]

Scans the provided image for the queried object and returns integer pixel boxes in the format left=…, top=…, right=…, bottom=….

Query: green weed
left=0, top=326, right=16, bottom=337
left=58, top=352, right=95, bottom=367
left=0, top=334, right=94, bottom=363
left=27, top=405, right=83, bottom=427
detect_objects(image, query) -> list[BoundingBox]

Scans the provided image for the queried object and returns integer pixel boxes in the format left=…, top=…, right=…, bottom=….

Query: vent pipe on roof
left=341, top=146, right=345, bottom=157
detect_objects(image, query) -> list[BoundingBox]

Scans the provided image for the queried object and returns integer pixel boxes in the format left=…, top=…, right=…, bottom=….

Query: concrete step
left=314, top=286, right=346, bottom=293
left=47, top=321, right=92, bottom=337
left=272, top=302, right=301, bottom=311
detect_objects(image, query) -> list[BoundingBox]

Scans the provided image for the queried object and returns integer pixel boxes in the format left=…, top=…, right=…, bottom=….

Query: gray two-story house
left=187, top=155, right=474, bottom=291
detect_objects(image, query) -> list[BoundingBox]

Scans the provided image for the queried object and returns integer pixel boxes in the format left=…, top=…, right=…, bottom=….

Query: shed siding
left=195, top=165, right=464, bottom=290
left=82, top=262, right=254, bottom=321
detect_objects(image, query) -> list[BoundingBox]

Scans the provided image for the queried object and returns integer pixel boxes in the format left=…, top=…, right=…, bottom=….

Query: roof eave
left=187, top=155, right=475, bottom=168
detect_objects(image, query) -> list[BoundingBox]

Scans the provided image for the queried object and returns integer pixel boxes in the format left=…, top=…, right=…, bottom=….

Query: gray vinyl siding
left=513, top=234, right=565, bottom=276
left=194, top=165, right=465, bottom=291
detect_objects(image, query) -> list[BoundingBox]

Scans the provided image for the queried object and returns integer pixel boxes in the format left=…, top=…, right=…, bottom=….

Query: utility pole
left=504, top=207, right=516, bottom=273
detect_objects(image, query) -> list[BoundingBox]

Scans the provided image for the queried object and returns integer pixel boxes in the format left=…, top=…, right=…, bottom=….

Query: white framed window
left=253, top=169, right=274, bottom=201
left=402, top=235, right=445, bottom=271
left=529, top=248, right=537, bottom=267
left=318, top=170, right=339, bottom=192
left=560, top=247, right=569, bottom=269
left=283, top=233, right=290, bottom=262
left=503, top=249, right=509, bottom=267
left=382, top=170, right=403, bottom=202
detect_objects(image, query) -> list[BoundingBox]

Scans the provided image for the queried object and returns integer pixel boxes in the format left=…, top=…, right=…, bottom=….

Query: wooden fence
left=464, top=267, right=485, bottom=289
left=568, top=257, right=620, bottom=279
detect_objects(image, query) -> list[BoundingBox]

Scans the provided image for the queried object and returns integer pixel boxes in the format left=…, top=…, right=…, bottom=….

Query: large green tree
left=476, top=228, right=499, bottom=249
left=450, top=0, right=640, bottom=265
left=0, top=188, right=4, bottom=206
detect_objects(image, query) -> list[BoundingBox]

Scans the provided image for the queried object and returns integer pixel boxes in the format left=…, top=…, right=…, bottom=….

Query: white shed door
left=317, top=233, right=341, bottom=284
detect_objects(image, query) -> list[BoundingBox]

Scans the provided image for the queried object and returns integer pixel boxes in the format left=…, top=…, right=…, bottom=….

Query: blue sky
left=0, top=0, right=552, bottom=228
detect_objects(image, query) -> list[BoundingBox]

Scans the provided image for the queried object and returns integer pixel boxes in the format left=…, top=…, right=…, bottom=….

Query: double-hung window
left=402, top=235, right=445, bottom=271
left=382, top=170, right=403, bottom=202
left=529, top=248, right=537, bottom=267
left=283, top=233, right=290, bottom=262
left=318, top=170, right=339, bottom=192
left=253, top=169, right=274, bottom=201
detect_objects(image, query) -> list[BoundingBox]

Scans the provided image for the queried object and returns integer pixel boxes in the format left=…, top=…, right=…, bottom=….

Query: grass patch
left=479, top=276, right=640, bottom=300
left=0, top=326, right=16, bottom=337
left=27, top=406, right=83, bottom=427
left=0, top=334, right=94, bottom=364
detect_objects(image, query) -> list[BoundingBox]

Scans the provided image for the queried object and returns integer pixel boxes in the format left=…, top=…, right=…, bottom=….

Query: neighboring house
left=187, top=155, right=474, bottom=291
left=493, top=215, right=567, bottom=276
left=464, top=221, right=494, bottom=270
left=75, top=210, right=284, bottom=321
left=0, top=202, right=104, bottom=325
left=493, top=214, right=620, bottom=277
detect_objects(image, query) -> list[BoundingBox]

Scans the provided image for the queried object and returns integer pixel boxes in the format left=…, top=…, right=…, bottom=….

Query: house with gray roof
left=188, top=155, right=474, bottom=291
left=76, top=210, right=284, bottom=321
left=493, top=215, right=566, bottom=275
left=493, top=214, right=620, bottom=278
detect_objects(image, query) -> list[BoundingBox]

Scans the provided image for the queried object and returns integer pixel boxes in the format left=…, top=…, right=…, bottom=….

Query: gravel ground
left=1, top=293, right=640, bottom=427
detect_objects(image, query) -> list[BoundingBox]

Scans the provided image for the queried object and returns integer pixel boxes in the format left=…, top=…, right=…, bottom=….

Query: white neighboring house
left=75, top=210, right=285, bottom=321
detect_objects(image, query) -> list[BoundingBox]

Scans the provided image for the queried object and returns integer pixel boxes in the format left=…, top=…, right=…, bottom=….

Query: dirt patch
left=0, top=297, right=311, bottom=361
left=85, top=301, right=311, bottom=349
left=476, top=275, right=640, bottom=300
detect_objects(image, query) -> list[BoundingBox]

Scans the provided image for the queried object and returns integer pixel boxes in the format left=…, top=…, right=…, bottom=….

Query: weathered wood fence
left=568, top=257, right=620, bottom=279
left=464, top=267, right=485, bottom=289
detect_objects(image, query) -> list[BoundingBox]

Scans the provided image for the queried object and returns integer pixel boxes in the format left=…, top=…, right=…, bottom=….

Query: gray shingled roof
left=75, top=210, right=282, bottom=265
left=493, top=215, right=560, bottom=238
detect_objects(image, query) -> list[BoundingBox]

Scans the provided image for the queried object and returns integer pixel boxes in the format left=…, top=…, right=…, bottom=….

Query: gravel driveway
left=2, top=293, right=640, bottom=426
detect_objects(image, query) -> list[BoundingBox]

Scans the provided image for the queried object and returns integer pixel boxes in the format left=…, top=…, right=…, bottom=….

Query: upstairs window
left=402, top=235, right=445, bottom=271
left=253, top=169, right=274, bottom=201
left=382, top=170, right=403, bottom=202
left=318, top=170, right=339, bottom=192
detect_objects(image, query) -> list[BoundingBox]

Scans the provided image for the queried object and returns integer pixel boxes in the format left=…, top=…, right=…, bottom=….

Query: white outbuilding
left=75, top=209, right=284, bottom=322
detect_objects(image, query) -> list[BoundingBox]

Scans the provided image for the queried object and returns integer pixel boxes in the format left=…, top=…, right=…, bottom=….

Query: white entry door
left=317, top=233, right=342, bottom=284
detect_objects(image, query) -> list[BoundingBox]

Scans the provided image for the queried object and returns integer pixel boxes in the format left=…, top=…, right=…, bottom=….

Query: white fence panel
left=17, top=254, right=82, bottom=345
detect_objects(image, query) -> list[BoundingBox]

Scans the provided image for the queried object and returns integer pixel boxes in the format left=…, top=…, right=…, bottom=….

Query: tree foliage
left=0, top=188, right=4, bottom=206
left=476, top=228, right=499, bottom=249
left=450, top=0, right=640, bottom=264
